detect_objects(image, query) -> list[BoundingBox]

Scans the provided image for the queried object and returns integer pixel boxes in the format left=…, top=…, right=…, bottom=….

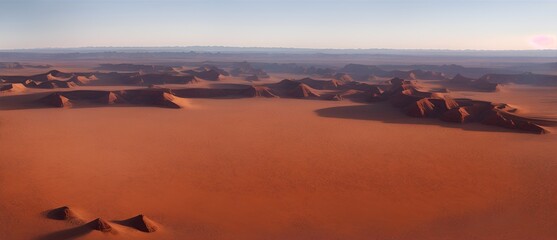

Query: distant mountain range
left=1, top=46, right=557, bottom=57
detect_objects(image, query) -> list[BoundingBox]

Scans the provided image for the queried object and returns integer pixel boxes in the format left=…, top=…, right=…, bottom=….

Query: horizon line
left=1, top=46, right=557, bottom=52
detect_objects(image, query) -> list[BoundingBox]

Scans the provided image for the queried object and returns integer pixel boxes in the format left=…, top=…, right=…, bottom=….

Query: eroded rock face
left=297, top=78, right=343, bottom=90
left=289, top=83, right=321, bottom=98
left=370, top=77, right=552, bottom=134
left=429, top=97, right=459, bottom=112
left=241, top=86, right=279, bottom=98
left=481, top=110, right=516, bottom=129
left=441, top=107, right=472, bottom=123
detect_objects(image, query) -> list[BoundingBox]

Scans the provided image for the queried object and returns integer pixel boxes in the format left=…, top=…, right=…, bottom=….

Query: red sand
left=1, top=98, right=557, bottom=239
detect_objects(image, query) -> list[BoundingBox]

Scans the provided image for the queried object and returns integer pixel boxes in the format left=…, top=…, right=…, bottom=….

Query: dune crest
left=41, top=93, right=72, bottom=108
left=0, top=83, right=26, bottom=93
left=37, top=89, right=189, bottom=109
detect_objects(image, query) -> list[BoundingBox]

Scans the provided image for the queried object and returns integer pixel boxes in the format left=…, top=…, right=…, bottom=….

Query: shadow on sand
left=35, top=224, right=93, bottom=240
left=315, top=102, right=522, bottom=134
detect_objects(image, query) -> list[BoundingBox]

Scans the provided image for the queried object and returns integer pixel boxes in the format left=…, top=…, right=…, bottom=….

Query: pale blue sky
left=0, top=0, right=556, bottom=50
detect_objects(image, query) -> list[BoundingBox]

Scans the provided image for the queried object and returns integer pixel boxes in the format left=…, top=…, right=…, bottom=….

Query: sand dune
left=2, top=97, right=556, bottom=239
left=117, top=89, right=188, bottom=109
left=46, top=206, right=85, bottom=225
left=97, top=91, right=121, bottom=104
left=447, top=74, right=500, bottom=92
left=0, top=83, right=26, bottom=93
left=88, top=218, right=113, bottom=232
left=127, top=74, right=199, bottom=85
left=1, top=72, right=553, bottom=134
left=2, top=55, right=557, bottom=240
left=244, top=75, right=260, bottom=81
left=36, top=89, right=188, bottom=109
left=340, top=64, right=448, bottom=81
left=333, top=73, right=354, bottom=83
left=230, top=62, right=270, bottom=79
left=67, top=75, right=98, bottom=85
left=296, top=77, right=343, bottom=90
left=40, top=93, right=72, bottom=108
left=96, top=63, right=174, bottom=73
left=42, top=206, right=161, bottom=238
left=183, top=68, right=224, bottom=81
left=479, top=73, right=557, bottom=86
left=288, top=83, right=321, bottom=98
left=0, top=70, right=93, bottom=89
left=116, top=215, right=159, bottom=233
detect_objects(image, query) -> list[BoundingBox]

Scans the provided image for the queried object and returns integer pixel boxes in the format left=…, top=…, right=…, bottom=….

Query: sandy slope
left=1, top=98, right=557, bottom=240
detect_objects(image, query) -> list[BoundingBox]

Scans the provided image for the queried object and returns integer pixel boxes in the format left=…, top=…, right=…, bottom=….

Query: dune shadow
left=0, top=91, right=186, bottom=110
left=208, top=83, right=251, bottom=89
left=44, top=206, right=69, bottom=220
left=112, top=218, right=146, bottom=232
left=35, top=224, right=93, bottom=240
left=112, top=215, right=158, bottom=232
left=0, top=92, right=52, bottom=110
left=315, top=103, right=521, bottom=134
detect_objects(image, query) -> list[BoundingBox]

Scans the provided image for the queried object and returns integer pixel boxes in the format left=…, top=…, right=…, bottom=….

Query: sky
left=0, top=0, right=556, bottom=50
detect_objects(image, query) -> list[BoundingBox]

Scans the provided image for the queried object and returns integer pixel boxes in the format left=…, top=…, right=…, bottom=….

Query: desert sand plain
left=1, top=57, right=557, bottom=240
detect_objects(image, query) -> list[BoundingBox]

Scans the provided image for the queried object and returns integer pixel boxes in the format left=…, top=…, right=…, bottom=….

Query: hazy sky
left=0, top=0, right=556, bottom=50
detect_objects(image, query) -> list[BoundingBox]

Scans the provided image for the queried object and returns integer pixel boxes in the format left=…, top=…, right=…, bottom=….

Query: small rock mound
left=46, top=206, right=84, bottom=224
left=121, top=214, right=159, bottom=233
left=88, top=218, right=113, bottom=232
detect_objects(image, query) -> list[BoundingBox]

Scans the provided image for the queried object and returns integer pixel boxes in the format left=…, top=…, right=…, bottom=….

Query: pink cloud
left=529, top=35, right=557, bottom=49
